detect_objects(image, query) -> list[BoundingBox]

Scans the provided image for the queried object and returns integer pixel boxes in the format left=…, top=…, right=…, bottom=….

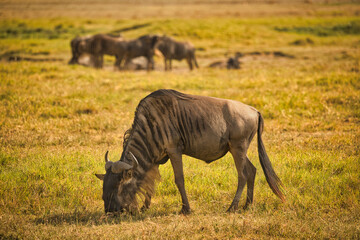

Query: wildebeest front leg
left=123, top=57, right=132, bottom=70
left=114, top=56, right=123, bottom=70
left=168, top=151, right=191, bottom=214
left=151, top=57, right=155, bottom=70
left=94, top=54, right=103, bottom=68
left=146, top=57, right=155, bottom=71
left=100, top=55, right=104, bottom=68
left=227, top=145, right=248, bottom=212
left=141, top=192, right=152, bottom=212
left=164, top=58, right=171, bottom=71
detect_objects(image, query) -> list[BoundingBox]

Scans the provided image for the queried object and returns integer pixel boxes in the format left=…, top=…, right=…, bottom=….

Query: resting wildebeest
left=122, top=34, right=160, bottom=71
left=68, top=34, right=126, bottom=69
left=156, top=35, right=199, bottom=71
left=95, top=89, right=285, bottom=214
left=226, top=52, right=242, bottom=69
left=208, top=52, right=243, bottom=69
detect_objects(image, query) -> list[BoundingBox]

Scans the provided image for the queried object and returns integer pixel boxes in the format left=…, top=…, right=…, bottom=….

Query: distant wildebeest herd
left=68, top=33, right=240, bottom=71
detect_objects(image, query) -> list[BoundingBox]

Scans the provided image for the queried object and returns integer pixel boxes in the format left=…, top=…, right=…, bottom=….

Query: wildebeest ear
left=95, top=174, right=105, bottom=180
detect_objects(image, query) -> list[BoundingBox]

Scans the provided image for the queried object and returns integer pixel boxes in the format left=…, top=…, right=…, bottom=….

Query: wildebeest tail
left=257, top=112, right=286, bottom=202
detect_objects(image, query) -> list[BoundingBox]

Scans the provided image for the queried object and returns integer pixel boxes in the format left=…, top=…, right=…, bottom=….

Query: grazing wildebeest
left=95, top=89, right=285, bottom=214
left=68, top=34, right=126, bottom=69
left=122, top=34, right=160, bottom=71
left=156, top=35, right=199, bottom=71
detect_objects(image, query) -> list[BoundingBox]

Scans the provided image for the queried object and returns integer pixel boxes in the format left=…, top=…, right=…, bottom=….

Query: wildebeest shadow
left=34, top=209, right=174, bottom=226
left=6, top=56, right=63, bottom=62
left=1, top=50, right=63, bottom=62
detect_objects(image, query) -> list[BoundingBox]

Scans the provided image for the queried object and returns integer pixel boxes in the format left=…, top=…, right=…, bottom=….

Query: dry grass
left=1, top=1, right=360, bottom=239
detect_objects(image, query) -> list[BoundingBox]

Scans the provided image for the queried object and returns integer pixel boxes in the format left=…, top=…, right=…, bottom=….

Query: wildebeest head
left=95, top=151, right=139, bottom=213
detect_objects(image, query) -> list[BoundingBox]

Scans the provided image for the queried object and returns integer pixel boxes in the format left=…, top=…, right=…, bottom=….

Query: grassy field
left=1, top=1, right=360, bottom=239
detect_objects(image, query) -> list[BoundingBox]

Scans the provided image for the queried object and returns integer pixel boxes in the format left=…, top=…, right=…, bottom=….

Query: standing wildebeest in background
left=68, top=34, right=126, bottom=69
left=68, top=35, right=92, bottom=65
left=85, top=34, right=126, bottom=69
left=95, top=89, right=285, bottom=214
left=156, top=35, right=199, bottom=71
left=123, top=34, right=160, bottom=71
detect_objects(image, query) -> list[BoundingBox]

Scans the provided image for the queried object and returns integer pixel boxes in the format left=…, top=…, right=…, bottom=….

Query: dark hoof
left=243, top=204, right=250, bottom=210
left=226, top=205, right=238, bottom=213
left=180, top=207, right=191, bottom=215
left=243, top=201, right=253, bottom=210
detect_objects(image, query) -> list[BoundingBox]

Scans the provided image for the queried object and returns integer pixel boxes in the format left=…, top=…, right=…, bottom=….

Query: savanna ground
left=0, top=0, right=359, bottom=239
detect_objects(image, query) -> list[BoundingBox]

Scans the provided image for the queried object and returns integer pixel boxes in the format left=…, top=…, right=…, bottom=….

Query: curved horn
left=111, top=161, right=132, bottom=173
left=129, top=152, right=138, bottom=170
left=105, top=161, right=113, bottom=171
left=105, top=151, right=109, bottom=162
left=104, top=151, right=113, bottom=171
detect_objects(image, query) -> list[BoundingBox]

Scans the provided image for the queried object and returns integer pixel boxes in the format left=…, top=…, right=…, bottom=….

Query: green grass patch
left=1, top=8, right=360, bottom=239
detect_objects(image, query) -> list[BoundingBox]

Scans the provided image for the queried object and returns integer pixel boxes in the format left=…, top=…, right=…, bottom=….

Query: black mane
left=122, top=89, right=194, bottom=154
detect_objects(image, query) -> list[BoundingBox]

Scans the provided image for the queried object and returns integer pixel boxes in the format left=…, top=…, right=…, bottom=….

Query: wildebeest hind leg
left=186, top=57, right=193, bottom=70
left=227, top=145, right=248, bottom=212
left=243, top=157, right=256, bottom=210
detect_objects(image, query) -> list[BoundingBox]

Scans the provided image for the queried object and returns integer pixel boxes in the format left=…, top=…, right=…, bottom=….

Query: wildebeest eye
left=127, top=170, right=133, bottom=179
